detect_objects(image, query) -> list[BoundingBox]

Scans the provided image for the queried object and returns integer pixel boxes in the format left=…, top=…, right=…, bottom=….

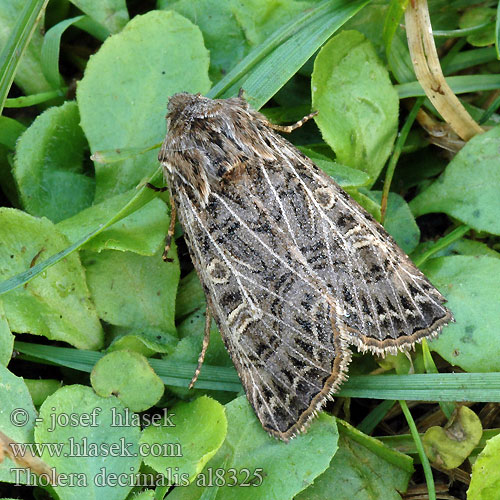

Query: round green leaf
left=0, top=208, right=103, bottom=350
left=77, top=10, right=211, bottom=201
left=14, top=101, right=94, bottom=223
left=410, top=126, right=500, bottom=235
left=312, top=30, right=399, bottom=184
left=296, top=420, right=413, bottom=500
left=141, top=396, right=227, bottom=483
left=366, top=191, right=420, bottom=254
left=91, top=350, right=164, bottom=411
left=107, top=325, right=177, bottom=356
left=423, top=406, right=482, bottom=469
left=0, top=364, right=37, bottom=484
left=82, top=248, right=179, bottom=336
left=24, top=379, right=62, bottom=406
left=468, top=432, right=500, bottom=500
left=167, top=395, right=338, bottom=500
left=459, top=7, right=496, bottom=47
left=34, top=385, right=142, bottom=500
left=421, top=255, right=500, bottom=372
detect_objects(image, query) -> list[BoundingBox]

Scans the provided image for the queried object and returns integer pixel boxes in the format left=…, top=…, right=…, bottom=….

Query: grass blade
left=0, top=0, right=49, bottom=114
left=14, top=341, right=500, bottom=400
left=396, top=74, right=500, bottom=98
left=400, top=400, right=436, bottom=500
left=207, top=0, right=371, bottom=109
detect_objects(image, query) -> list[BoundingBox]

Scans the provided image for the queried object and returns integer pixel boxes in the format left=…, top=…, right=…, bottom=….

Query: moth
left=158, top=92, right=453, bottom=441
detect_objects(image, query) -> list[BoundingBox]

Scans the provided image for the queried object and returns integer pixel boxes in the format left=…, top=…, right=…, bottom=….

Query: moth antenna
left=189, top=305, right=212, bottom=389
left=265, top=111, right=318, bottom=133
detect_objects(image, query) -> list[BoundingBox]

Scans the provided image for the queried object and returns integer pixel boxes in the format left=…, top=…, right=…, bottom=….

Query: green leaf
left=34, top=385, right=142, bottom=500
left=421, top=255, right=500, bottom=372
left=69, top=0, right=129, bottom=34
left=0, top=364, right=37, bottom=484
left=0, top=117, right=26, bottom=207
left=165, top=324, right=233, bottom=401
left=459, top=7, right=496, bottom=47
left=0, top=301, right=14, bottom=366
left=312, top=30, right=399, bottom=184
left=24, top=378, right=61, bottom=406
left=167, top=396, right=338, bottom=500
left=91, top=350, right=164, bottom=411
left=423, top=406, right=482, bottom=469
left=365, top=191, right=420, bottom=254
left=0, top=116, right=26, bottom=149
left=299, top=149, right=371, bottom=188
left=0, top=208, right=103, bottom=349
left=57, top=191, right=169, bottom=255
left=76, top=10, right=211, bottom=201
left=208, top=0, right=371, bottom=109
left=141, top=396, right=227, bottom=483
left=14, top=101, right=95, bottom=223
left=0, top=0, right=51, bottom=107
left=176, top=270, right=206, bottom=320
left=106, top=325, right=177, bottom=356
left=160, top=0, right=311, bottom=83
left=322, top=163, right=372, bottom=188
left=497, top=0, right=500, bottom=59
left=296, top=420, right=413, bottom=500
left=410, top=126, right=500, bottom=235
left=346, top=188, right=381, bottom=221
left=81, top=249, right=179, bottom=336
left=0, top=169, right=164, bottom=296
left=468, top=432, right=500, bottom=500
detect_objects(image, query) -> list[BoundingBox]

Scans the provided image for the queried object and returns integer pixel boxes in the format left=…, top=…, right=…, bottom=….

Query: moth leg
left=188, top=304, right=212, bottom=389
left=145, top=182, right=168, bottom=192
left=265, top=111, right=318, bottom=133
left=162, top=196, right=177, bottom=262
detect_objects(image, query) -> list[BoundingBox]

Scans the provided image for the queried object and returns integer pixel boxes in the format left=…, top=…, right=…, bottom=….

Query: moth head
left=166, top=92, right=204, bottom=124
left=166, top=92, right=250, bottom=128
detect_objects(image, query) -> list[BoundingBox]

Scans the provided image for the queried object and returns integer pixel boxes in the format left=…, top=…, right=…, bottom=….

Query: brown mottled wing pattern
left=160, top=93, right=453, bottom=440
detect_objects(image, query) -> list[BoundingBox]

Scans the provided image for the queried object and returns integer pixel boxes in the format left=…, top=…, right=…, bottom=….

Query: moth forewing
left=159, top=92, right=453, bottom=441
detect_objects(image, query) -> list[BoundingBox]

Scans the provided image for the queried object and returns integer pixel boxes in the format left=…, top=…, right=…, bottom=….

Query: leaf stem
left=432, top=22, right=495, bottom=38
left=399, top=400, right=436, bottom=500
left=4, top=89, right=66, bottom=108
left=381, top=96, right=425, bottom=223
